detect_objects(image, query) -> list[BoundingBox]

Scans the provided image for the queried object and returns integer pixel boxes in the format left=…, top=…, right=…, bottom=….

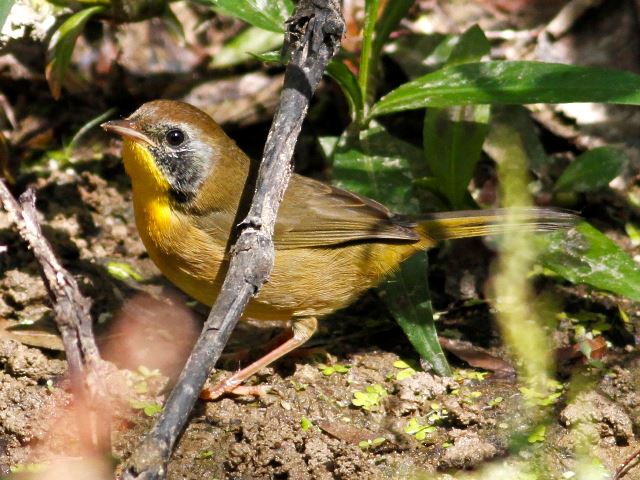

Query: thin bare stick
left=613, top=446, right=640, bottom=480
left=0, top=182, right=109, bottom=449
left=122, top=1, right=344, bottom=478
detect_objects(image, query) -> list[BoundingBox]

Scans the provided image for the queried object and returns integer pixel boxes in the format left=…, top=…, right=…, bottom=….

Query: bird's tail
left=415, top=208, right=579, bottom=243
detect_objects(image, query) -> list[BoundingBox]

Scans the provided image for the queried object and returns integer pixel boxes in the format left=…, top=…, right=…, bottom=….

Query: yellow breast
left=122, top=139, right=226, bottom=306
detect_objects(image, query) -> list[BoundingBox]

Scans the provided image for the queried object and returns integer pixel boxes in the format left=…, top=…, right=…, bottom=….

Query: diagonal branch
left=122, top=1, right=344, bottom=478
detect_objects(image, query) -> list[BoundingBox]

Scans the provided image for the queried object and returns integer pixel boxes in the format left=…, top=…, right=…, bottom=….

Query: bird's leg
left=201, top=317, right=318, bottom=400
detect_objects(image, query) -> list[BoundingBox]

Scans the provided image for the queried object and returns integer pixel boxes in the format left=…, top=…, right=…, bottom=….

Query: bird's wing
left=272, top=174, right=419, bottom=249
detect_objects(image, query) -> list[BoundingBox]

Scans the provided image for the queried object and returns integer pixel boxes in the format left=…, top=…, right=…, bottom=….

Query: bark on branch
left=122, top=1, right=344, bottom=478
left=0, top=182, right=109, bottom=449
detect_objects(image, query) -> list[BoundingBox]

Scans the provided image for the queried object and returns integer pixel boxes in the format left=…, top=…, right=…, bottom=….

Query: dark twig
left=122, top=1, right=344, bottom=478
left=613, top=446, right=640, bottom=480
left=0, top=182, right=109, bottom=449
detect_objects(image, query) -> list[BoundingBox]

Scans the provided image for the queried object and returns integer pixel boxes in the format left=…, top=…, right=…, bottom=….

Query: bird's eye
left=166, top=129, right=185, bottom=147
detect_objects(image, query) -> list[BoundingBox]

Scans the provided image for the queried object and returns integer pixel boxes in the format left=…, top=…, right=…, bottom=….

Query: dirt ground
left=2, top=0, right=640, bottom=479
left=0, top=160, right=637, bottom=479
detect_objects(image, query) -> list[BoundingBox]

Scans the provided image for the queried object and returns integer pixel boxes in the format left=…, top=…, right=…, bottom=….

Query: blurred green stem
left=490, top=122, right=554, bottom=395
left=358, top=0, right=379, bottom=118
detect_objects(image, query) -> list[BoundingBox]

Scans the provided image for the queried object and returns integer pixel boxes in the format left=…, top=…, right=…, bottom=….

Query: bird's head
left=102, top=100, right=241, bottom=204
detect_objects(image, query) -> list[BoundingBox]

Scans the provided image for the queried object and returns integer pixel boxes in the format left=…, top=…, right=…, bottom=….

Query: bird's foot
left=200, top=317, right=318, bottom=401
left=200, top=377, right=272, bottom=401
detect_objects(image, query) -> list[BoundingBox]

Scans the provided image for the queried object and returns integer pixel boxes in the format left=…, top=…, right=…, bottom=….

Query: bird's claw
left=200, top=378, right=272, bottom=401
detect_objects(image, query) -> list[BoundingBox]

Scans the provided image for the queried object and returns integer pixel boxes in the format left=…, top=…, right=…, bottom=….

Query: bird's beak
left=101, top=119, right=155, bottom=147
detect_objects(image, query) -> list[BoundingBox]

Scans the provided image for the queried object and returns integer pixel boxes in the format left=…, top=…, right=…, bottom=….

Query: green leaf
left=371, top=0, right=415, bottom=62
left=379, top=252, right=451, bottom=376
left=358, top=440, right=370, bottom=449
left=203, top=0, right=293, bottom=32
left=317, top=362, right=349, bottom=375
left=46, top=5, right=106, bottom=99
left=250, top=49, right=284, bottom=64
left=554, top=146, right=627, bottom=193
left=300, top=416, right=313, bottom=431
left=538, top=222, right=640, bottom=302
left=133, top=380, right=148, bottom=394
left=143, top=403, right=163, bottom=417
left=371, top=61, right=640, bottom=118
left=211, top=26, right=284, bottom=68
left=331, top=124, right=421, bottom=212
left=396, top=368, right=415, bottom=380
left=404, top=417, right=422, bottom=434
left=423, top=105, right=490, bottom=209
left=404, top=418, right=436, bottom=440
left=351, top=384, right=388, bottom=411
left=333, top=364, right=350, bottom=373
left=446, top=25, right=490, bottom=67
left=197, top=450, right=214, bottom=459
left=393, top=359, right=412, bottom=369
left=129, top=399, right=163, bottom=417
left=393, top=359, right=418, bottom=380
left=326, top=60, right=364, bottom=123
left=106, top=261, right=143, bottom=282
left=420, top=26, right=490, bottom=209
left=0, top=1, right=14, bottom=31
left=359, top=0, right=381, bottom=108
left=331, top=124, right=450, bottom=375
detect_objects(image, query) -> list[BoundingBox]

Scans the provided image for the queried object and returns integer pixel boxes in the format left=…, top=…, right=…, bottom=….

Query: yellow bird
left=102, top=100, right=575, bottom=398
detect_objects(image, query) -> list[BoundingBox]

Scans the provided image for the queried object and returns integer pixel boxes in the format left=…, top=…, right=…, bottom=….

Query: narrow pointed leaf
left=371, top=61, right=640, bottom=117
left=421, top=26, right=491, bottom=209
left=203, top=0, right=293, bottom=32
left=371, top=0, right=414, bottom=61
left=379, top=252, right=452, bottom=376
left=211, top=26, right=283, bottom=68
left=46, top=5, right=106, bottom=99
left=326, top=60, right=364, bottom=122
left=358, top=0, right=380, bottom=106
left=446, top=25, right=489, bottom=67
left=423, top=106, right=489, bottom=209
left=250, top=49, right=284, bottom=64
